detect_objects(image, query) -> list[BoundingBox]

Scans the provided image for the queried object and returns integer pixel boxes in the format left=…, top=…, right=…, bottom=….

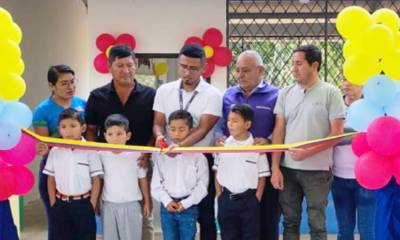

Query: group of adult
left=32, top=43, right=375, bottom=240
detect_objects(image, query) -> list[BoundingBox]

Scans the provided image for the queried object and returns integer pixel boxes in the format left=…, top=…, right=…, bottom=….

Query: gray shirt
left=274, top=80, right=345, bottom=170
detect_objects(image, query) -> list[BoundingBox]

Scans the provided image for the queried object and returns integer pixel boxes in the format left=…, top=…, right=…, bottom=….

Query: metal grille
left=227, top=0, right=400, bottom=88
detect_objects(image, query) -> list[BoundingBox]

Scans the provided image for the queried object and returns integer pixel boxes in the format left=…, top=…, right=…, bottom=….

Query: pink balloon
left=8, top=165, right=34, bottom=195
left=0, top=134, right=37, bottom=166
left=93, top=53, right=109, bottom=73
left=116, top=33, right=136, bottom=49
left=0, top=157, right=8, bottom=167
left=355, top=151, right=392, bottom=190
left=184, top=36, right=204, bottom=46
left=0, top=167, right=16, bottom=200
left=351, top=133, right=371, bottom=157
left=213, top=47, right=233, bottom=66
left=203, top=28, right=223, bottom=47
left=202, top=59, right=215, bottom=78
left=96, top=33, right=116, bottom=52
left=367, top=116, right=400, bottom=156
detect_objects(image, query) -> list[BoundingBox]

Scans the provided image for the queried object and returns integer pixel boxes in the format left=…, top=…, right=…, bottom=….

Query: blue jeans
left=332, top=176, right=376, bottom=240
left=160, top=204, right=198, bottom=240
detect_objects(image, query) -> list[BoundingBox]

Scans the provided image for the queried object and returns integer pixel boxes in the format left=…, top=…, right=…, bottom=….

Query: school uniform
left=43, top=147, right=103, bottom=240
left=151, top=152, right=209, bottom=240
left=214, top=134, right=270, bottom=240
left=99, top=151, right=147, bottom=240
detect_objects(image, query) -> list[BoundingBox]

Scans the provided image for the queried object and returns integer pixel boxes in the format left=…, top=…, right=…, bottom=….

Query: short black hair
left=293, top=44, right=322, bottom=71
left=108, top=44, right=135, bottom=65
left=47, top=64, right=75, bottom=85
left=230, top=104, right=254, bottom=122
left=179, top=44, right=206, bottom=62
left=104, top=114, right=130, bottom=132
left=168, top=109, right=194, bottom=128
left=58, top=108, right=85, bottom=125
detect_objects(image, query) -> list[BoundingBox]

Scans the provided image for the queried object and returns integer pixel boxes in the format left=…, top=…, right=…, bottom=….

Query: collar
left=107, top=79, right=144, bottom=94
left=295, top=80, right=321, bottom=93
left=235, top=80, right=275, bottom=95
left=226, top=133, right=254, bottom=145
left=175, top=77, right=207, bottom=93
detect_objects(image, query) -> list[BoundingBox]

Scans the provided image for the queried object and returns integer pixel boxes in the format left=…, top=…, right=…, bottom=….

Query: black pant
left=217, top=189, right=260, bottom=240
left=260, top=177, right=281, bottom=240
left=198, top=154, right=217, bottom=240
left=52, top=198, right=96, bottom=240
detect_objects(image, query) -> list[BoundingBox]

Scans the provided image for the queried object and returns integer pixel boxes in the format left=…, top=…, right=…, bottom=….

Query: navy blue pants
left=0, top=200, right=19, bottom=240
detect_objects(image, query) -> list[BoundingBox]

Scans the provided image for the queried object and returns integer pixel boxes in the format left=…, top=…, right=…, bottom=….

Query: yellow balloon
left=360, top=24, right=394, bottom=59
left=343, top=55, right=381, bottom=85
left=0, top=39, right=21, bottom=64
left=5, top=22, right=22, bottom=44
left=0, top=73, right=26, bottom=100
left=0, top=58, right=24, bottom=76
left=154, top=62, right=168, bottom=76
left=381, top=50, right=400, bottom=80
left=336, top=6, right=373, bottom=40
left=343, top=40, right=363, bottom=59
left=372, top=8, right=400, bottom=33
left=0, top=7, right=13, bottom=26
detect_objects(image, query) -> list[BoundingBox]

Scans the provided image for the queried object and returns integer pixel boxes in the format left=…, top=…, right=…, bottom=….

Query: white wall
left=0, top=0, right=89, bottom=202
left=88, top=0, right=227, bottom=91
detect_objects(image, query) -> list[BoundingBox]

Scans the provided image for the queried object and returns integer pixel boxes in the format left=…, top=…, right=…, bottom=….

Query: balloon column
left=184, top=27, right=233, bottom=78
left=0, top=7, right=36, bottom=200
left=94, top=33, right=136, bottom=73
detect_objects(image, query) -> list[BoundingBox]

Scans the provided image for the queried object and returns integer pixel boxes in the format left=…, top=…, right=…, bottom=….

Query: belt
left=222, top=187, right=256, bottom=201
left=56, top=191, right=90, bottom=202
left=171, top=195, right=189, bottom=202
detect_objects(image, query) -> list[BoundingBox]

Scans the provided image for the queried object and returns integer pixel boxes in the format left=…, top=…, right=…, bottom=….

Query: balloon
left=96, top=33, right=116, bottom=52
left=184, top=36, right=204, bottom=46
left=116, top=33, right=136, bottom=49
left=342, top=40, right=363, bottom=59
left=8, top=165, right=34, bottom=195
left=0, top=166, right=16, bottom=200
left=355, top=151, right=392, bottom=190
left=203, top=28, right=223, bottom=47
left=372, top=8, right=400, bottom=33
left=336, top=6, right=373, bottom=40
left=351, top=133, right=371, bottom=157
left=0, top=101, right=33, bottom=128
left=385, top=93, right=400, bottom=118
left=360, top=24, right=394, bottom=59
left=393, top=155, right=400, bottom=184
left=0, top=8, right=13, bottom=26
left=0, top=121, right=21, bottom=150
left=0, top=157, right=7, bottom=167
left=367, top=116, right=400, bottom=156
left=202, top=59, right=215, bottom=78
left=381, top=50, right=400, bottom=80
left=0, top=134, right=37, bottom=166
left=393, top=31, right=400, bottom=49
left=0, top=73, right=26, bottom=101
left=213, top=47, right=233, bottom=66
left=346, top=99, right=385, bottom=131
left=204, top=45, right=214, bottom=58
left=343, top=55, right=380, bottom=86
left=153, top=62, right=168, bottom=76
left=3, top=22, right=22, bottom=45
left=0, top=39, right=21, bottom=64
left=363, top=75, right=397, bottom=108
left=93, top=53, right=109, bottom=74
left=0, top=58, right=25, bottom=76
left=0, top=98, right=5, bottom=113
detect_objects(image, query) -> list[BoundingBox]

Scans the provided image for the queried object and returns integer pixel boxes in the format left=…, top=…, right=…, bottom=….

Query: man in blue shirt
left=216, top=50, right=279, bottom=240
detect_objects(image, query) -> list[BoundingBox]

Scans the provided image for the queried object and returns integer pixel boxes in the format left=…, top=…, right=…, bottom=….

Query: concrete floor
left=20, top=199, right=343, bottom=240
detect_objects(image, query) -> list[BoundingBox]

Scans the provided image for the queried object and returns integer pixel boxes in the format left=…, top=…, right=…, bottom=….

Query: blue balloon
left=363, top=75, right=397, bottom=108
left=0, top=121, right=21, bottom=150
left=347, top=99, right=385, bottom=131
left=385, top=93, right=400, bottom=119
left=0, top=101, right=32, bottom=128
left=0, top=99, right=5, bottom=113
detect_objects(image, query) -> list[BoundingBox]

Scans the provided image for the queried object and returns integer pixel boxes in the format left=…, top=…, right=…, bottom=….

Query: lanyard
left=179, top=89, right=198, bottom=111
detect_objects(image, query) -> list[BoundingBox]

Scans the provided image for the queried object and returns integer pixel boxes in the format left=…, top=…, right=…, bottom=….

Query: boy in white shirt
left=151, top=109, right=209, bottom=240
left=99, top=114, right=151, bottom=240
left=214, top=103, right=270, bottom=240
left=43, top=108, right=103, bottom=240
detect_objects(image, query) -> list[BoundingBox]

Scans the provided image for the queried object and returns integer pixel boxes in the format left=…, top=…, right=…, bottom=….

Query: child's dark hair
left=168, top=110, right=193, bottom=128
left=104, top=114, right=130, bottom=132
left=58, top=108, right=85, bottom=125
left=230, top=104, right=254, bottom=122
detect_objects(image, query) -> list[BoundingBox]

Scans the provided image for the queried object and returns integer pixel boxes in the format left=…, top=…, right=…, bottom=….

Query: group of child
left=42, top=103, right=267, bottom=240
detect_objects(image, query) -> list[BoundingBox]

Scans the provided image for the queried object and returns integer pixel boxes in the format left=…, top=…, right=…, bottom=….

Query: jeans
left=160, top=204, right=198, bottom=240
left=331, top=176, right=376, bottom=240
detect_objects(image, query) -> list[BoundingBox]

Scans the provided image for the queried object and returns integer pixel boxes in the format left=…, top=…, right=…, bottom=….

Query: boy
left=214, top=103, right=270, bottom=240
left=99, top=114, right=151, bottom=240
left=151, top=109, right=209, bottom=240
left=43, top=108, right=103, bottom=240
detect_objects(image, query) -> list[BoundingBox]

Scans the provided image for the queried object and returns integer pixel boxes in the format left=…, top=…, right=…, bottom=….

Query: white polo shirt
left=99, top=151, right=147, bottom=203
left=151, top=152, right=209, bottom=209
left=213, top=134, right=271, bottom=194
left=43, top=147, right=104, bottom=195
left=153, top=78, right=222, bottom=146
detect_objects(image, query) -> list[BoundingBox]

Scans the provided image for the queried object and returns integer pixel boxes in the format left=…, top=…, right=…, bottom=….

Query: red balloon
left=116, top=33, right=136, bottom=49
left=367, top=116, right=400, bottom=156
left=203, top=28, right=223, bottom=47
left=351, top=133, right=371, bottom=157
left=213, top=47, right=233, bottom=66
left=0, top=157, right=7, bottom=167
left=202, top=59, right=215, bottom=78
left=0, top=134, right=37, bottom=166
left=96, top=33, right=116, bottom=52
left=0, top=167, right=16, bottom=200
left=355, top=151, right=392, bottom=190
left=8, top=165, right=34, bottom=195
left=184, top=36, right=204, bottom=46
left=94, top=53, right=109, bottom=74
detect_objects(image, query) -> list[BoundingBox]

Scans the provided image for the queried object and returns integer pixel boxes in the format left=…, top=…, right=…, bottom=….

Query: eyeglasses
left=178, top=63, right=202, bottom=73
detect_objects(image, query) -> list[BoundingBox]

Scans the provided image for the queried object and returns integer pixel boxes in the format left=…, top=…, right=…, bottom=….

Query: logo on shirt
left=255, top=105, right=271, bottom=111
